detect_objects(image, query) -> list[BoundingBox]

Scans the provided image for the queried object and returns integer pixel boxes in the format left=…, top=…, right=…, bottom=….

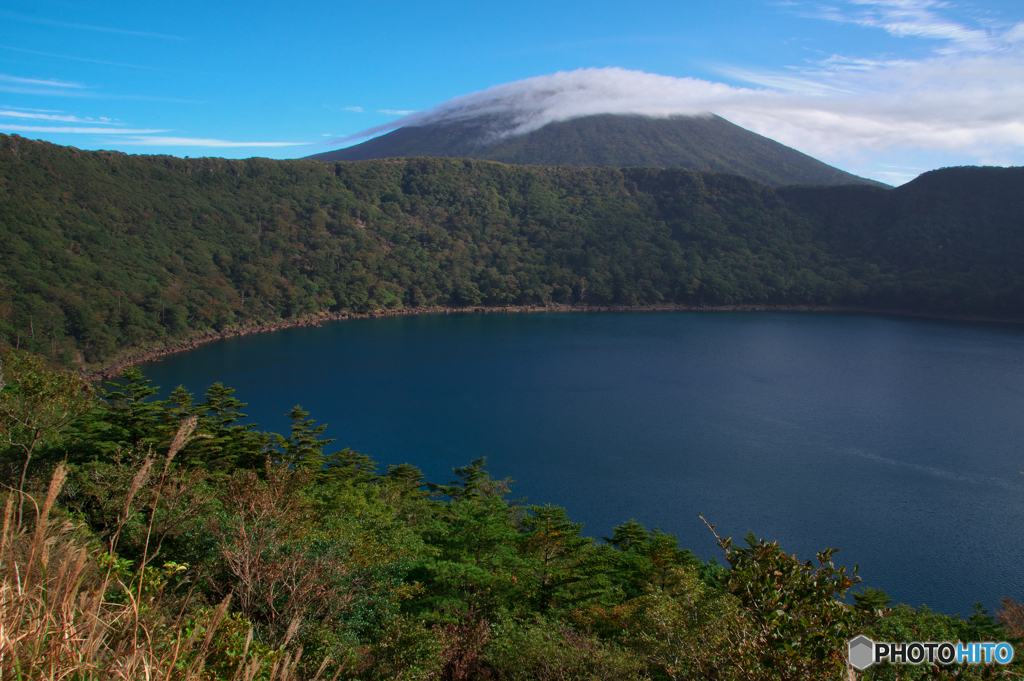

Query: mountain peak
left=306, top=112, right=884, bottom=188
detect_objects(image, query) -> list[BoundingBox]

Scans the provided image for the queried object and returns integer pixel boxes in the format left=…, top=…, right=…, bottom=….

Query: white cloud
left=0, top=105, right=67, bottom=113
left=841, top=0, right=989, bottom=47
left=0, top=79, right=202, bottom=102
left=334, top=56, right=1024, bottom=175
left=718, top=52, right=1024, bottom=159
left=794, top=0, right=999, bottom=54
left=0, top=124, right=168, bottom=133
left=0, top=74, right=84, bottom=88
left=338, top=106, right=416, bottom=115
left=0, top=109, right=99, bottom=123
left=714, top=67, right=858, bottom=96
left=119, top=136, right=304, bottom=147
left=1006, top=23, right=1024, bottom=43
left=337, top=69, right=736, bottom=145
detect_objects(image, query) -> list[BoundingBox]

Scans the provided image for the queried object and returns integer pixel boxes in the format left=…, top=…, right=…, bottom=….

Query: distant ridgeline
left=1, top=133, right=1022, bottom=368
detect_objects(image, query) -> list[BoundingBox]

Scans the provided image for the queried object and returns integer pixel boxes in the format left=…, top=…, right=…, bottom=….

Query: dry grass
left=0, top=420, right=328, bottom=681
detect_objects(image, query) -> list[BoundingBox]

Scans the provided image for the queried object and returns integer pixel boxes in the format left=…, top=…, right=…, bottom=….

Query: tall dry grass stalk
left=0, top=436, right=310, bottom=680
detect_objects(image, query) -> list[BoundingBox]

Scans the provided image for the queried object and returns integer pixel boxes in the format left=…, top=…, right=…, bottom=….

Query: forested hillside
left=779, top=166, right=1024, bottom=315
left=1, top=133, right=1022, bottom=370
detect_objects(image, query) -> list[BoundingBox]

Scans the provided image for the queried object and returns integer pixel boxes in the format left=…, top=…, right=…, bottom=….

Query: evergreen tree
left=187, top=383, right=267, bottom=471
left=518, top=504, right=599, bottom=612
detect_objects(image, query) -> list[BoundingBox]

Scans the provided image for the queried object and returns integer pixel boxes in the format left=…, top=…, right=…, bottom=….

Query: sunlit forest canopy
left=1, top=133, right=1022, bottom=368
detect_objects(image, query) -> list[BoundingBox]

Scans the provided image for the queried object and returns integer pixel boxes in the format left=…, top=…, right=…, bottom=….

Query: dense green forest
left=2, top=134, right=1022, bottom=370
left=3, top=353, right=1021, bottom=679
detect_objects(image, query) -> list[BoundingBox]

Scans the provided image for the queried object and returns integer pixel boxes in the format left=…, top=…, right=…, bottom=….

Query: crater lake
left=137, top=311, right=1024, bottom=616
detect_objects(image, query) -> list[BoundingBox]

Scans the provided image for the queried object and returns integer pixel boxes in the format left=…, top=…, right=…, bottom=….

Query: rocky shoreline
left=81, top=303, right=1022, bottom=381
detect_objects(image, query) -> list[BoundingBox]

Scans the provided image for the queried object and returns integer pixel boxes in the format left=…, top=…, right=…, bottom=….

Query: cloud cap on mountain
left=331, top=61, right=1024, bottom=183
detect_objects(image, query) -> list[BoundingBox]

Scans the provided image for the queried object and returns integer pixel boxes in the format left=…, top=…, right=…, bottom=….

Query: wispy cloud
left=337, top=105, right=417, bottom=115
left=0, top=10, right=185, bottom=40
left=0, top=80, right=204, bottom=103
left=0, top=74, right=84, bottom=89
left=0, top=105, right=66, bottom=113
left=0, top=45, right=194, bottom=73
left=794, top=0, right=1002, bottom=53
left=0, top=85, right=94, bottom=98
left=715, top=67, right=858, bottom=96
left=118, top=136, right=305, bottom=147
left=721, top=51, right=1024, bottom=156
left=0, top=124, right=168, bottom=134
left=0, top=109, right=112, bottom=123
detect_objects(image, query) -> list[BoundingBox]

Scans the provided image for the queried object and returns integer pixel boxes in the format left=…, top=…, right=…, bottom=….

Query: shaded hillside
left=778, top=166, right=1024, bottom=313
left=0, top=134, right=1021, bottom=368
left=308, top=114, right=884, bottom=188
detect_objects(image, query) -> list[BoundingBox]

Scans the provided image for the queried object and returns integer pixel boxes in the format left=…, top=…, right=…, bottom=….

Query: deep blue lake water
left=138, top=311, right=1024, bottom=616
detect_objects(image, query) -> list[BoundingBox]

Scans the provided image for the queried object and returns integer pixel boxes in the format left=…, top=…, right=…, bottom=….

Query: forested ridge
left=2, top=353, right=1022, bottom=679
left=1, top=133, right=1023, bottom=370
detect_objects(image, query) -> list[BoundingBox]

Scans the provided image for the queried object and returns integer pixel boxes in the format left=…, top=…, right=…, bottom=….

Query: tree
left=518, top=504, right=596, bottom=612
left=603, top=520, right=701, bottom=600
left=99, top=366, right=166, bottom=450
left=0, top=352, right=95, bottom=522
left=270, top=405, right=382, bottom=483
left=412, top=460, right=528, bottom=622
left=186, top=383, right=268, bottom=471
left=577, top=567, right=743, bottom=681
left=426, top=457, right=510, bottom=501
left=701, top=516, right=860, bottom=681
left=272, top=405, right=336, bottom=470
left=853, top=586, right=892, bottom=616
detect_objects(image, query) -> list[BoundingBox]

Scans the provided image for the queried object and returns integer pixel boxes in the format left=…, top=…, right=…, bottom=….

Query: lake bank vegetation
left=2, top=134, right=1023, bottom=372
left=2, top=352, right=1022, bottom=679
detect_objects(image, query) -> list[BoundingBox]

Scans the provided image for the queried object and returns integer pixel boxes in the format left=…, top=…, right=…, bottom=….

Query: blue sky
left=1, top=0, right=1022, bottom=184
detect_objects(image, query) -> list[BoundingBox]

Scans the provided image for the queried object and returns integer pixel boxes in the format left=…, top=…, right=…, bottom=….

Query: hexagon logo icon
left=849, top=635, right=875, bottom=670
